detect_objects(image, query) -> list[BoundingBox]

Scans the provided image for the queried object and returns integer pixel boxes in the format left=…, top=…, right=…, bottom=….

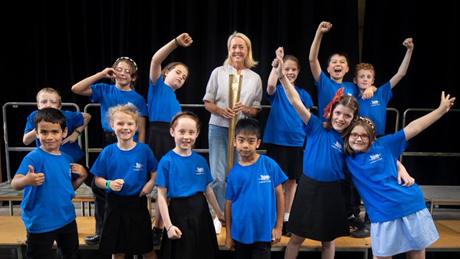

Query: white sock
left=284, top=213, right=290, bottom=222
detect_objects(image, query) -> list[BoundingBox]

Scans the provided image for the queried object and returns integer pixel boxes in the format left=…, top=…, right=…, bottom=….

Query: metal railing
left=2, top=102, right=81, bottom=181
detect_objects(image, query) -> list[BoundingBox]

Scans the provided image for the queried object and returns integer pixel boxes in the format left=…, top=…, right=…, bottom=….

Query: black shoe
left=84, top=235, right=100, bottom=245
left=152, top=227, right=163, bottom=246
left=350, top=226, right=370, bottom=238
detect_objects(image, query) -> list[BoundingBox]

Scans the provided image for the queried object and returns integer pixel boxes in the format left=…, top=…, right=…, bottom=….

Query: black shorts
left=265, top=143, right=303, bottom=180
left=288, top=175, right=349, bottom=241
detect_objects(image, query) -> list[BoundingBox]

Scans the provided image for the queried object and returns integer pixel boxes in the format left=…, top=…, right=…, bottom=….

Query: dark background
left=1, top=0, right=459, bottom=185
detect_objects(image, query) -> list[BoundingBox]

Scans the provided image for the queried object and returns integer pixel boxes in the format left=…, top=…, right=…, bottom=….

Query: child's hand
left=102, top=67, right=117, bottom=79
left=62, top=131, right=79, bottom=144
left=70, top=163, right=87, bottom=179
left=224, top=236, right=234, bottom=250
left=166, top=225, right=182, bottom=239
left=318, top=21, right=332, bottom=33
left=272, top=57, right=284, bottom=79
left=111, top=179, right=125, bottom=192
left=397, top=165, right=415, bottom=187
left=439, top=91, right=456, bottom=113
left=26, top=165, right=45, bottom=186
left=176, top=33, right=193, bottom=47
left=403, top=38, right=414, bottom=50
left=272, top=227, right=282, bottom=244
left=361, top=85, right=376, bottom=100
left=275, top=47, right=284, bottom=60
left=139, top=181, right=154, bottom=197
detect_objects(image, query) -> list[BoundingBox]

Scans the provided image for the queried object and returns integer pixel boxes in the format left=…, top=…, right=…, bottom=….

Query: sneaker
left=348, top=215, right=370, bottom=238
left=84, top=235, right=100, bottom=245
left=214, top=217, right=222, bottom=234
left=152, top=227, right=163, bottom=246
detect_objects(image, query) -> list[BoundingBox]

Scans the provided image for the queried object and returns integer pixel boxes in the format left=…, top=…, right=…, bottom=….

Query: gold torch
left=226, top=73, right=243, bottom=175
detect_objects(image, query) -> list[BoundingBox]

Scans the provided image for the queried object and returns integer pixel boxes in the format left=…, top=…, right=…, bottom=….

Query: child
left=71, top=56, right=148, bottom=245
left=273, top=57, right=358, bottom=259
left=355, top=38, right=414, bottom=136
left=156, top=111, right=224, bottom=259
left=23, top=87, right=91, bottom=164
left=309, top=21, right=374, bottom=119
left=347, top=38, right=415, bottom=237
left=90, top=104, right=157, bottom=259
left=263, top=47, right=313, bottom=236
left=147, top=33, right=193, bottom=244
left=71, top=56, right=148, bottom=145
left=309, top=21, right=374, bottom=237
left=225, top=118, right=287, bottom=259
left=343, top=91, right=455, bottom=258
left=12, top=107, right=88, bottom=259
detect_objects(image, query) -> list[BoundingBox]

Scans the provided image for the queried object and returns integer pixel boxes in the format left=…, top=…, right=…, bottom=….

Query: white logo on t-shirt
left=133, top=162, right=144, bottom=171
left=369, top=153, right=382, bottom=163
left=195, top=167, right=205, bottom=175
left=259, top=174, right=271, bottom=183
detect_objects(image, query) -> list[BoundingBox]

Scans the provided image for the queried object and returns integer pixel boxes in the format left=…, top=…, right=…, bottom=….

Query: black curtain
left=1, top=0, right=360, bottom=180
left=362, top=0, right=459, bottom=185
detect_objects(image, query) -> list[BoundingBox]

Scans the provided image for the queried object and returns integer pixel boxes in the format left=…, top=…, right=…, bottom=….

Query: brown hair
left=170, top=111, right=201, bottom=133
left=323, top=95, right=359, bottom=130
left=344, top=117, right=377, bottom=155
left=161, top=62, right=190, bottom=80
left=112, top=57, right=138, bottom=88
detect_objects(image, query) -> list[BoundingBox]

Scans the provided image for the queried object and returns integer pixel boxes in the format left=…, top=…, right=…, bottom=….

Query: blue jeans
left=208, top=125, right=229, bottom=211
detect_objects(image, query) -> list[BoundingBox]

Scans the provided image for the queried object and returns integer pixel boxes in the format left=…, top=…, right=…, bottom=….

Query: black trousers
left=26, top=220, right=79, bottom=259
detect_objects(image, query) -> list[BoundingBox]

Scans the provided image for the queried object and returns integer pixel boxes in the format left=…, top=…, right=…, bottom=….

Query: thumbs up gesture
left=26, top=165, right=45, bottom=186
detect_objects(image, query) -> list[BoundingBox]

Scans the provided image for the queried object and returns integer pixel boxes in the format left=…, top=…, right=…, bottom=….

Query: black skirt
left=287, top=175, right=349, bottom=241
left=160, top=192, right=219, bottom=259
left=99, top=193, right=153, bottom=255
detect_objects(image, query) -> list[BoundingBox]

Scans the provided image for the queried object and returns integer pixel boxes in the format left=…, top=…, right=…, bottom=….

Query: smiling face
left=228, top=37, right=248, bottom=67
left=36, top=120, right=67, bottom=154
left=170, top=116, right=199, bottom=154
left=164, top=64, right=189, bottom=90
left=331, top=104, right=355, bottom=133
left=113, top=60, right=136, bottom=89
left=347, top=125, right=371, bottom=153
left=326, top=54, right=349, bottom=82
left=111, top=111, right=138, bottom=142
left=283, top=59, right=299, bottom=84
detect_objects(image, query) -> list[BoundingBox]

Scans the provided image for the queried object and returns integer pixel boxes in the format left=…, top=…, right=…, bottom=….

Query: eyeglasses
left=350, top=132, right=369, bottom=141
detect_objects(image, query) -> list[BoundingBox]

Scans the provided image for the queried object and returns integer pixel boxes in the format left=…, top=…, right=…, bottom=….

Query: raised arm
left=404, top=91, right=455, bottom=141
left=389, top=38, right=414, bottom=88
left=150, top=33, right=193, bottom=82
left=309, top=21, right=332, bottom=82
left=71, top=68, right=115, bottom=96
left=276, top=58, right=311, bottom=124
left=267, top=47, right=284, bottom=96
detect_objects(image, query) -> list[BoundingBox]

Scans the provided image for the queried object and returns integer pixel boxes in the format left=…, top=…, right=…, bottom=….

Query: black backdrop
left=1, top=0, right=459, bottom=184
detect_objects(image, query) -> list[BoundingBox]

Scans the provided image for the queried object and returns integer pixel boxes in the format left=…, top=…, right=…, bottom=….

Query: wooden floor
left=2, top=215, right=460, bottom=258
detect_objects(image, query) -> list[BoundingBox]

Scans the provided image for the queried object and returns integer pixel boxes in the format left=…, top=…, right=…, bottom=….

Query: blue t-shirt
left=156, top=150, right=213, bottom=198
left=263, top=84, right=313, bottom=147
left=90, top=83, right=148, bottom=132
left=90, top=143, right=158, bottom=196
left=315, top=72, right=357, bottom=121
left=16, top=148, right=76, bottom=233
left=24, top=110, right=84, bottom=162
left=226, top=155, right=287, bottom=244
left=346, top=130, right=426, bottom=223
left=358, top=82, right=393, bottom=135
left=302, top=115, right=346, bottom=181
left=147, top=76, right=181, bottom=123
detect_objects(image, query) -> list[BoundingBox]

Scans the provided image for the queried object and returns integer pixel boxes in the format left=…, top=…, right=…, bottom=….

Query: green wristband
left=105, top=180, right=111, bottom=191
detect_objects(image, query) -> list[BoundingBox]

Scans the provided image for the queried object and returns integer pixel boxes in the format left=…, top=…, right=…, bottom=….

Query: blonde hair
left=224, top=32, right=258, bottom=68
left=108, top=103, right=140, bottom=125
left=36, top=87, right=62, bottom=106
